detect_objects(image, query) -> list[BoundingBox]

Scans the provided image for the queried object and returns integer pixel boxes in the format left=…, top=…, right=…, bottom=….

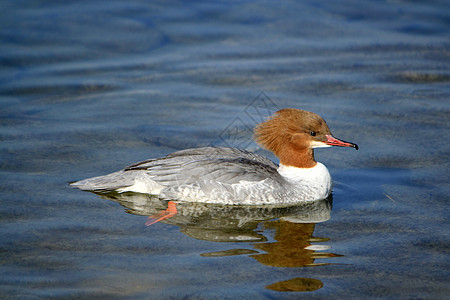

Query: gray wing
left=125, top=147, right=282, bottom=186
left=71, top=147, right=281, bottom=192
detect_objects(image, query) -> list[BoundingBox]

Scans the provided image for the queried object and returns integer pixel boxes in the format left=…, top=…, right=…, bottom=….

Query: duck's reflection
left=97, top=192, right=340, bottom=292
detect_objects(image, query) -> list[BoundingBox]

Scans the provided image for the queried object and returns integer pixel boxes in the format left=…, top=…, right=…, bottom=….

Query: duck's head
left=254, top=108, right=358, bottom=168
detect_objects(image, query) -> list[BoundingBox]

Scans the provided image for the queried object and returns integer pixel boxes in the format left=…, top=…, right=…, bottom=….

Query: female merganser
left=71, top=108, right=358, bottom=205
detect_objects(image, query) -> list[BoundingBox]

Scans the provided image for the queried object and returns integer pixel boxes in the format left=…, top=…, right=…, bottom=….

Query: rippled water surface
left=1, top=1, right=449, bottom=299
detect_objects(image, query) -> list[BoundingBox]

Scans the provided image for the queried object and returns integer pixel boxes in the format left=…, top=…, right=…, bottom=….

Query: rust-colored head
left=254, top=108, right=358, bottom=168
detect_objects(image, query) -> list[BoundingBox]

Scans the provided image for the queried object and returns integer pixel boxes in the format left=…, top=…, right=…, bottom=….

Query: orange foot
left=145, top=201, right=178, bottom=226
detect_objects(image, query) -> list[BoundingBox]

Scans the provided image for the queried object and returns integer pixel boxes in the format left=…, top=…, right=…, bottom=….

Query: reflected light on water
left=266, top=277, right=324, bottom=292
left=91, top=191, right=339, bottom=292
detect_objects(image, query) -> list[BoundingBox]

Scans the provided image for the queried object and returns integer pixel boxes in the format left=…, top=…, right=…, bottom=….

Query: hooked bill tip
left=325, top=135, right=358, bottom=150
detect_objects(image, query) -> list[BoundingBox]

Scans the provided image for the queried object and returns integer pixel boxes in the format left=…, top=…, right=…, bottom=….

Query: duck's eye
left=310, top=131, right=316, bottom=136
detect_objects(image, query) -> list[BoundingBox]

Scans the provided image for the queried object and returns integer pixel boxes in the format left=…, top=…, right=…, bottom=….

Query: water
left=1, top=1, right=449, bottom=298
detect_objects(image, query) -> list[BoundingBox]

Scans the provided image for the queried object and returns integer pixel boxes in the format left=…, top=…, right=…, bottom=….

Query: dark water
left=1, top=1, right=449, bottom=299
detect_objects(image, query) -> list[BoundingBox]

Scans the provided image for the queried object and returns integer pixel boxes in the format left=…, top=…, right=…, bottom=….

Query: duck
left=71, top=108, right=358, bottom=205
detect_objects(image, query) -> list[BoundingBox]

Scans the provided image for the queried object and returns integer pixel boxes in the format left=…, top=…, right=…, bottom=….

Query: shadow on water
left=92, top=192, right=340, bottom=292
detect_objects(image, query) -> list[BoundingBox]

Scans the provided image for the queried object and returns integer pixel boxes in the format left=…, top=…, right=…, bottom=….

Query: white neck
left=277, top=163, right=332, bottom=199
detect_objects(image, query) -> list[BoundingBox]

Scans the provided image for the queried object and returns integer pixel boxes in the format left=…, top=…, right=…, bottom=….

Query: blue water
left=1, top=1, right=449, bottom=298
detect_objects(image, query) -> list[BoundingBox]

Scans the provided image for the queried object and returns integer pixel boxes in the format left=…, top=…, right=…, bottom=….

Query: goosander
left=71, top=108, right=358, bottom=205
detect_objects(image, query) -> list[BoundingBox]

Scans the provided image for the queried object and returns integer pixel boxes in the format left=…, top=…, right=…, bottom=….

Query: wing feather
left=125, top=147, right=281, bottom=187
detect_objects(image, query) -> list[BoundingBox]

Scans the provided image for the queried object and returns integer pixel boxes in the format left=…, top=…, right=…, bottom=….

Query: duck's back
left=71, top=147, right=288, bottom=204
